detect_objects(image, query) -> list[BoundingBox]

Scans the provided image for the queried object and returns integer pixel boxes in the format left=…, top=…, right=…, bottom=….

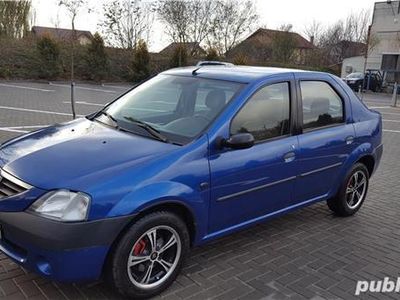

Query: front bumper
left=0, top=211, right=134, bottom=282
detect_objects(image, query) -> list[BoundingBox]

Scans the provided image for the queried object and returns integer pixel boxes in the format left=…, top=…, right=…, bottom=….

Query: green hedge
left=0, top=36, right=339, bottom=82
left=0, top=37, right=175, bottom=82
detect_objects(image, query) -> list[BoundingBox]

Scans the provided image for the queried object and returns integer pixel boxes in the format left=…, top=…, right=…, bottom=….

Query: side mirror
left=222, top=133, right=255, bottom=150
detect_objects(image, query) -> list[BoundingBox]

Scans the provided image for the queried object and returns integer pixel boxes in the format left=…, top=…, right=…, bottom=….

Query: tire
left=107, top=211, right=190, bottom=299
left=327, top=163, right=369, bottom=217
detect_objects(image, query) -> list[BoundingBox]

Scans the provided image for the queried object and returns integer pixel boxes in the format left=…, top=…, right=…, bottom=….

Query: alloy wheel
left=345, top=170, right=367, bottom=209
left=126, top=225, right=181, bottom=290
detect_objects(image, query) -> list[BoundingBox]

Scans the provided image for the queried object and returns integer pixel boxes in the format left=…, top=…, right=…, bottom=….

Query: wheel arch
left=356, top=154, right=375, bottom=177
left=328, top=144, right=375, bottom=199
left=108, top=200, right=197, bottom=253
left=134, top=201, right=197, bottom=246
left=102, top=200, right=198, bottom=279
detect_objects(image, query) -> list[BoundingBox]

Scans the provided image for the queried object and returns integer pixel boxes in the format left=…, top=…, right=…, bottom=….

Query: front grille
left=0, top=170, right=31, bottom=199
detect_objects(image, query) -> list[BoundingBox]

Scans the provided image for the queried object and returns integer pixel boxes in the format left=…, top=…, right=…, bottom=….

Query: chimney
left=310, top=36, right=315, bottom=45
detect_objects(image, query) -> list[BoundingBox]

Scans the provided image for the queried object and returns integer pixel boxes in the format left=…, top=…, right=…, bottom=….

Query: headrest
left=310, top=98, right=330, bottom=116
left=205, top=90, right=226, bottom=110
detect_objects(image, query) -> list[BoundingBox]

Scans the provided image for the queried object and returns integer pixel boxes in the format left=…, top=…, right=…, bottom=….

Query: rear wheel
left=108, top=211, right=190, bottom=299
left=327, top=163, right=369, bottom=217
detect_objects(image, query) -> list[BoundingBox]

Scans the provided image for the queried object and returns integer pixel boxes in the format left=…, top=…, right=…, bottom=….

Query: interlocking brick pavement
left=0, top=85, right=399, bottom=299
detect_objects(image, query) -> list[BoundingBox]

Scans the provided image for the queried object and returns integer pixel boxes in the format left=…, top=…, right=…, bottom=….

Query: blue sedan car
left=0, top=66, right=382, bottom=298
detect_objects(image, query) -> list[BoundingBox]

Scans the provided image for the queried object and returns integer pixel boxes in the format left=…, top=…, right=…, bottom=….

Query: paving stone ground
left=0, top=83, right=399, bottom=299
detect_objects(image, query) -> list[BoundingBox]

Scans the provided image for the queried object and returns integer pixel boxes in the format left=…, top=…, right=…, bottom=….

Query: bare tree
left=320, top=21, right=344, bottom=46
left=306, top=10, right=373, bottom=65
left=186, top=0, right=214, bottom=54
left=157, top=0, right=214, bottom=55
left=303, top=20, right=323, bottom=46
left=59, top=0, right=89, bottom=119
left=367, top=32, right=380, bottom=54
left=208, top=0, right=258, bottom=56
left=59, top=0, right=89, bottom=36
left=50, top=11, right=61, bottom=29
left=157, top=0, right=190, bottom=44
left=157, top=0, right=258, bottom=57
left=271, top=24, right=297, bottom=64
left=100, top=0, right=154, bottom=49
left=305, top=10, right=371, bottom=49
left=345, top=9, right=371, bottom=44
left=0, top=0, right=31, bottom=39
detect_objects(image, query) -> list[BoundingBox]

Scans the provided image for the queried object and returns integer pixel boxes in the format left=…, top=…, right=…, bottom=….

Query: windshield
left=347, top=73, right=363, bottom=79
left=100, top=75, right=244, bottom=144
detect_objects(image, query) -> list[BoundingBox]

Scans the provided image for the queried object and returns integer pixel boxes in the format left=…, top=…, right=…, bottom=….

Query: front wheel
left=327, top=163, right=369, bottom=217
left=108, top=211, right=190, bottom=299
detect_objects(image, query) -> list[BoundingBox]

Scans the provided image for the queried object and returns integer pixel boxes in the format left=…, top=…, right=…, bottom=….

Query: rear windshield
left=347, top=73, right=363, bottom=79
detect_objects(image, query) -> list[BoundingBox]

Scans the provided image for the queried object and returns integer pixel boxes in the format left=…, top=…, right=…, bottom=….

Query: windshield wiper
left=123, top=116, right=169, bottom=143
left=98, top=111, right=119, bottom=127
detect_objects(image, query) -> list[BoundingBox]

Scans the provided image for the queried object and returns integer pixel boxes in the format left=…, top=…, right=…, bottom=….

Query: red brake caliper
left=133, top=239, right=147, bottom=256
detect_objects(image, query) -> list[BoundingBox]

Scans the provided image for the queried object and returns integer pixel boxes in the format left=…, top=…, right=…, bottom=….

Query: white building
left=367, top=1, right=400, bottom=83
left=341, top=56, right=366, bottom=78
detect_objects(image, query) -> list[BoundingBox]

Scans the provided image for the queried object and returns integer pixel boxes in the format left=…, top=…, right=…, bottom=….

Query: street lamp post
left=59, top=0, right=86, bottom=119
left=392, top=82, right=398, bottom=107
left=70, top=16, right=76, bottom=119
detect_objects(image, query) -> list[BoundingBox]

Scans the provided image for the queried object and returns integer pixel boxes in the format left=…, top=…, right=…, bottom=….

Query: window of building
left=381, top=54, right=400, bottom=83
left=381, top=54, right=399, bottom=71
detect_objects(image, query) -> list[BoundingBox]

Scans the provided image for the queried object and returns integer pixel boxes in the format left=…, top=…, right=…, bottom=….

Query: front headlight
left=28, top=190, right=91, bottom=222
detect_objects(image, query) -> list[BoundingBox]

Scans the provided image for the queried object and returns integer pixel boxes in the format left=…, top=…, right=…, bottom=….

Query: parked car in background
left=344, top=72, right=383, bottom=92
left=0, top=66, right=383, bottom=298
left=344, top=72, right=364, bottom=91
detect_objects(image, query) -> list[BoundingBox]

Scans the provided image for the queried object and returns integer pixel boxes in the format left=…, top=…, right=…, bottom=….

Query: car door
left=208, top=78, right=300, bottom=234
left=294, top=73, right=357, bottom=204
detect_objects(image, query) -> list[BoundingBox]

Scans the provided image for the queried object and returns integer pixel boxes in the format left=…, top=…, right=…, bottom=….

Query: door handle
left=283, top=151, right=296, bottom=163
left=345, top=136, right=355, bottom=145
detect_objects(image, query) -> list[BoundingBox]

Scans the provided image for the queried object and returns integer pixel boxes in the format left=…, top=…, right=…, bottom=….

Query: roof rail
left=196, top=61, right=234, bottom=67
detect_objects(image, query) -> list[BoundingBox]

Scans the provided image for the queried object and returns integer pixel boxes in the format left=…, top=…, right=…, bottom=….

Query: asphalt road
left=0, top=81, right=400, bottom=300
left=0, top=81, right=131, bottom=140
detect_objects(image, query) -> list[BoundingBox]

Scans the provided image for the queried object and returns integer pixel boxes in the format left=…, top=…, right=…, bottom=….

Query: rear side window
left=231, top=82, right=290, bottom=142
left=300, top=81, right=344, bottom=130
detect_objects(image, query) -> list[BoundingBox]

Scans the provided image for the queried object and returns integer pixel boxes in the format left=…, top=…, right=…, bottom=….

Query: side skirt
left=199, top=193, right=328, bottom=245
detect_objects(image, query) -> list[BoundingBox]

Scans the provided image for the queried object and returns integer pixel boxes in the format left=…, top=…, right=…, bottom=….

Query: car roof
left=162, top=66, right=313, bottom=83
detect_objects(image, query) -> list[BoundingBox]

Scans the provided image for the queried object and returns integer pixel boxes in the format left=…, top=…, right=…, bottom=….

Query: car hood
left=0, top=118, right=179, bottom=190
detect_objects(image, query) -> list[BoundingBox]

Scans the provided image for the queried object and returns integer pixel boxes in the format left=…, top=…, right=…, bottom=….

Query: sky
left=31, top=0, right=379, bottom=52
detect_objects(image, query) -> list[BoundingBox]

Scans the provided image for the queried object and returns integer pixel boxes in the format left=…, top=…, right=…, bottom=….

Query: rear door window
left=300, top=81, right=344, bottom=130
